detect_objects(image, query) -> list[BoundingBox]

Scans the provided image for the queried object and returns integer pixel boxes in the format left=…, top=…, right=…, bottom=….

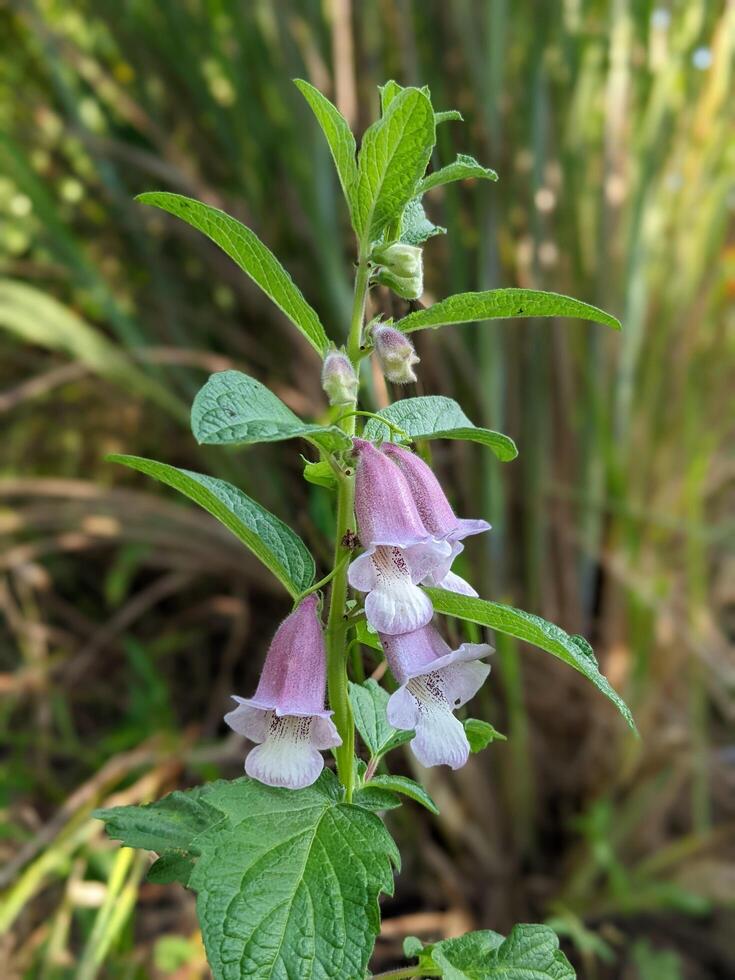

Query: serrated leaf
left=400, top=197, right=446, bottom=245
left=97, top=772, right=399, bottom=980
left=355, top=88, right=436, bottom=241
left=421, top=924, right=575, bottom=979
left=349, top=679, right=413, bottom=759
left=108, top=455, right=315, bottom=596
left=395, top=289, right=621, bottom=334
left=136, top=192, right=330, bottom=355
left=367, top=775, right=439, bottom=815
left=426, top=589, right=636, bottom=733
left=191, top=370, right=352, bottom=453
left=418, top=153, right=498, bottom=194
left=464, top=718, right=506, bottom=753
left=294, top=79, right=358, bottom=230
left=362, top=395, right=517, bottom=462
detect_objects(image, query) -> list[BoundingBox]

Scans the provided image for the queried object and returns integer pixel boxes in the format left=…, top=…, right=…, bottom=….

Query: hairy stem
left=325, top=250, right=371, bottom=802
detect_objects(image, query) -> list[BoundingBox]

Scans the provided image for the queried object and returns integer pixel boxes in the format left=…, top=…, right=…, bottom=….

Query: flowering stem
left=324, top=249, right=371, bottom=802
left=294, top=554, right=349, bottom=607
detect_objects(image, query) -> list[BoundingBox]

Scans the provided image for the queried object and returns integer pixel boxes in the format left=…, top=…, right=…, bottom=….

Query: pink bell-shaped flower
left=224, top=595, right=340, bottom=789
left=348, top=439, right=451, bottom=634
left=381, top=443, right=490, bottom=596
left=380, top=624, right=493, bottom=769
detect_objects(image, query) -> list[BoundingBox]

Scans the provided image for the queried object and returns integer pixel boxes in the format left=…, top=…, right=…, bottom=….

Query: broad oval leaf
left=418, top=153, right=498, bottom=194
left=108, top=454, right=315, bottom=596
left=191, top=370, right=352, bottom=453
left=367, top=775, right=439, bottom=815
left=426, top=588, right=636, bottom=733
left=362, top=395, right=517, bottom=462
left=395, top=288, right=621, bottom=333
left=294, top=79, right=359, bottom=230
left=136, top=192, right=330, bottom=355
left=355, top=87, right=436, bottom=241
left=97, top=772, right=399, bottom=980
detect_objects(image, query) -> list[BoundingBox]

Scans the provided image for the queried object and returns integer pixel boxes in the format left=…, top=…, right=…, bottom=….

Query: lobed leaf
left=426, top=589, right=636, bottom=732
left=96, top=772, right=399, bottom=980
left=355, top=87, right=436, bottom=241
left=136, top=192, right=330, bottom=355
left=191, top=370, right=351, bottom=453
left=395, top=288, right=622, bottom=334
left=108, top=454, right=315, bottom=597
left=294, top=79, right=359, bottom=229
left=362, top=395, right=517, bottom=462
left=418, top=153, right=498, bottom=194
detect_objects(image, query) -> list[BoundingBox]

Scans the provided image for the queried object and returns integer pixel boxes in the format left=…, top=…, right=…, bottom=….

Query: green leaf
left=293, top=79, right=358, bottom=229
left=352, top=785, right=402, bottom=812
left=435, top=109, right=464, bottom=124
left=400, top=197, right=446, bottom=245
left=302, top=459, right=338, bottom=490
left=355, top=88, right=436, bottom=241
left=395, top=289, right=622, bottom=334
left=108, top=454, right=315, bottom=597
left=362, top=395, right=517, bottom=462
left=96, top=772, right=399, bottom=980
left=367, top=775, right=439, bottom=815
left=417, top=924, right=575, bottom=979
left=348, top=679, right=413, bottom=759
left=403, top=936, right=425, bottom=958
left=191, top=370, right=351, bottom=453
left=136, top=192, right=330, bottom=355
left=418, top=153, right=498, bottom=194
left=426, top=589, right=636, bottom=733
left=464, top=718, right=506, bottom=753
left=354, top=619, right=383, bottom=652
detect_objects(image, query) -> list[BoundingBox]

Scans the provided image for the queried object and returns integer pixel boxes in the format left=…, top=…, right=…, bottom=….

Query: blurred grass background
left=0, top=1, right=733, bottom=977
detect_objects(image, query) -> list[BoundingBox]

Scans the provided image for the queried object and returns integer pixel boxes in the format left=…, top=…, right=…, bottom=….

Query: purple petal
left=353, top=440, right=431, bottom=548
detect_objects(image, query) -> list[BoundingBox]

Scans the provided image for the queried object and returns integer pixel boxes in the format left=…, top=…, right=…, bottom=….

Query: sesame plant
left=95, top=80, right=635, bottom=979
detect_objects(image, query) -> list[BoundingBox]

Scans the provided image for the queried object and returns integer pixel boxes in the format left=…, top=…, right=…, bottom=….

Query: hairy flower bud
left=321, top=349, right=358, bottom=406
left=371, top=323, right=420, bottom=384
left=372, top=243, right=423, bottom=300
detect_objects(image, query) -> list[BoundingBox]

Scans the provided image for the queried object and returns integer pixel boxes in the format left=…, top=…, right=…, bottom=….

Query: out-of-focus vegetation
left=0, top=1, right=732, bottom=977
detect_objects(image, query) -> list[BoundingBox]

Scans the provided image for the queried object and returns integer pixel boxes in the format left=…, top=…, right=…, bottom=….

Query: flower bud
left=372, top=243, right=423, bottom=300
left=321, top=350, right=358, bottom=405
left=371, top=323, right=420, bottom=384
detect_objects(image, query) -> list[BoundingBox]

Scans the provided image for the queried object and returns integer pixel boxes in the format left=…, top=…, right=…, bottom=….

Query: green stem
left=294, top=554, right=349, bottom=606
left=371, top=967, right=440, bottom=979
left=325, top=250, right=371, bottom=802
left=334, top=409, right=407, bottom=438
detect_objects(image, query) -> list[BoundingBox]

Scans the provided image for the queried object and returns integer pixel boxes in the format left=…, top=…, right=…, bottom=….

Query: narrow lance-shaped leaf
left=426, top=588, right=636, bottom=733
left=191, top=370, right=352, bottom=453
left=363, top=395, right=518, bottom=462
left=418, top=153, right=498, bottom=194
left=136, top=192, right=331, bottom=355
left=355, top=87, right=436, bottom=241
left=97, top=772, right=399, bottom=980
left=109, top=455, right=315, bottom=597
left=294, top=79, right=359, bottom=229
left=395, top=288, right=622, bottom=333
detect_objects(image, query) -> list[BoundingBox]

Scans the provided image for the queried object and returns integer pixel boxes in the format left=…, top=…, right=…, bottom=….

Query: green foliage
left=426, top=589, right=636, bottom=732
left=399, top=197, right=446, bottom=244
left=418, top=153, right=498, bottom=194
left=95, top=771, right=399, bottom=980
left=395, top=289, right=621, bottom=333
left=464, top=719, right=506, bottom=753
left=407, top=924, right=575, bottom=978
left=355, top=87, right=436, bottom=242
left=362, top=395, right=518, bottom=461
left=294, top=79, right=359, bottom=229
left=349, top=679, right=414, bottom=760
left=366, top=775, right=439, bottom=815
left=137, top=192, right=330, bottom=354
left=109, top=454, right=315, bottom=597
left=191, top=370, right=351, bottom=452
